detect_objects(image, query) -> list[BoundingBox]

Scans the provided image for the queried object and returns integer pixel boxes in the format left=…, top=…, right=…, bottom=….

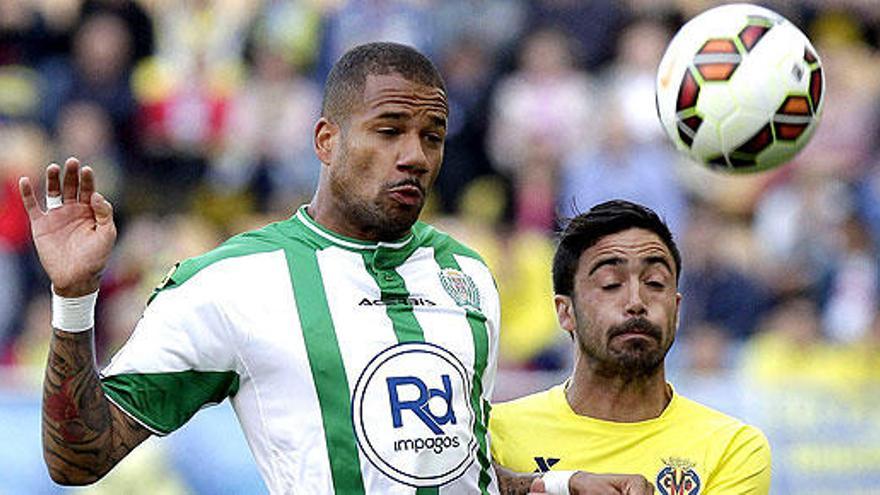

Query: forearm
left=494, top=462, right=539, bottom=495
left=42, top=328, right=145, bottom=484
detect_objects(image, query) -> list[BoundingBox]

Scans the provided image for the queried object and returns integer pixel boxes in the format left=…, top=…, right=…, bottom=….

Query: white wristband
left=542, top=470, right=576, bottom=495
left=51, top=288, right=98, bottom=332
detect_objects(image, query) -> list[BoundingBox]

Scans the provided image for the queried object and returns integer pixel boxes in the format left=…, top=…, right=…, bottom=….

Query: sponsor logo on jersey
left=352, top=342, right=476, bottom=487
left=533, top=456, right=561, bottom=473
left=439, top=268, right=481, bottom=311
left=358, top=297, right=437, bottom=307
left=656, top=457, right=701, bottom=495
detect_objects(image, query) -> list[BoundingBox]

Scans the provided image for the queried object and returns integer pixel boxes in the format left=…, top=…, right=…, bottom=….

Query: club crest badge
left=438, top=268, right=481, bottom=311
left=657, top=457, right=701, bottom=495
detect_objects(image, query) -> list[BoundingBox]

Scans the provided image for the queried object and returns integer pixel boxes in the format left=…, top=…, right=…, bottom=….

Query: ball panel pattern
left=738, top=24, right=770, bottom=52
left=735, top=123, right=774, bottom=154
left=677, top=69, right=700, bottom=111
left=695, top=39, right=741, bottom=81
left=809, top=68, right=823, bottom=112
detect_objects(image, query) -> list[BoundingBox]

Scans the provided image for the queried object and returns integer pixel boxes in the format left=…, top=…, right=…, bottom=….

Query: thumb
left=91, top=192, right=114, bottom=227
left=529, top=477, right=547, bottom=494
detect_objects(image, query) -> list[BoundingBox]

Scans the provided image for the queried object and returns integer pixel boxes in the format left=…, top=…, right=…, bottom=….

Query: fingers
left=19, top=176, right=42, bottom=220
left=46, top=162, right=61, bottom=200
left=622, top=476, right=654, bottom=495
left=28, top=158, right=99, bottom=217
left=528, top=477, right=546, bottom=494
left=61, top=157, right=81, bottom=202
left=79, top=166, right=95, bottom=204
left=91, top=192, right=114, bottom=227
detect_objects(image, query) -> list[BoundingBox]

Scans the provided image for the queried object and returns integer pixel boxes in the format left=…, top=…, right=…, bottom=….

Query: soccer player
left=490, top=200, right=771, bottom=494
left=20, top=42, right=502, bottom=493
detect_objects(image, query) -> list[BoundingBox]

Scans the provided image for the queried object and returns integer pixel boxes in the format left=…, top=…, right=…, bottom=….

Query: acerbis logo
left=352, top=342, right=476, bottom=487
left=358, top=297, right=437, bottom=307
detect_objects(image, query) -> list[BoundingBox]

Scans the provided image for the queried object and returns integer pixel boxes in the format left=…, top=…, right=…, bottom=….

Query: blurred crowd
left=1, top=0, right=880, bottom=398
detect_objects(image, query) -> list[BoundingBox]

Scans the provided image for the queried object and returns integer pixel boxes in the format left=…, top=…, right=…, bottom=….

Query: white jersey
left=100, top=206, right=501, bottom=494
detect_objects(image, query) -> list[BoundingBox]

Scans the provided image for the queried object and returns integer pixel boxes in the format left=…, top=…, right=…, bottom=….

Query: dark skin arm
left=494, top=462, right=655, bottom=495
left=43, top=329, right=151, bottom=484
left=21, top=158, right=151, bottom=484
left=494, top=462, right=540, bottom=494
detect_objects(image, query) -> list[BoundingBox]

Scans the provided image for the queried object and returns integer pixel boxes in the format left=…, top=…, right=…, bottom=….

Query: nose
left=624, top=283, right=647, bottom=317
left=396, top=133, right=430, bottom=175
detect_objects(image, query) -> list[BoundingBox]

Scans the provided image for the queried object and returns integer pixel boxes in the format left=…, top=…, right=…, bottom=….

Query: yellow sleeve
left=704, top=425, right=772, bottom=494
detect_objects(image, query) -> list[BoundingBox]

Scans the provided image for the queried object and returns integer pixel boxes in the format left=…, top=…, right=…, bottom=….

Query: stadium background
left=1, top=0, right=879, bottom=493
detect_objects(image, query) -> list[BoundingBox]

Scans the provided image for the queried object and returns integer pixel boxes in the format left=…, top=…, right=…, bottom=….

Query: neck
left=565, top=354, right=671, bottom=422
left=308, top=192, right=360, bottom=239
left=308, top=186, right=395, bottom=242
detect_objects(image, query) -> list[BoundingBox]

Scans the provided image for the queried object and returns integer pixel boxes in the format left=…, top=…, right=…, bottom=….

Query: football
left=656, top=3, right=824, bottom=173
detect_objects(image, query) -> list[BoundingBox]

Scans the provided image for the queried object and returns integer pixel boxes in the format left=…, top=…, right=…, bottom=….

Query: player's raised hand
left=529, top=471, right=655, bottom=495
left=19, top=157, right=117, bottom=297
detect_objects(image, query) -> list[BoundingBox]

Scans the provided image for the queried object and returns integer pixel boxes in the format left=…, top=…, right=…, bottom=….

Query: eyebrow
left=588, top=257, right=623, bottom=277
left=588, top=256, right=674, bottom=277
left=374, top=112, right=447, bottom=129
left=645, top=256, right=674, bottom=276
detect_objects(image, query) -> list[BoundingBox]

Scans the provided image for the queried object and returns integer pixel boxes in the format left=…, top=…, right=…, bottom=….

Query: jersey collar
left=294, top=205, right=415, bottom=251
left=558, top=380, right=679, bottom=425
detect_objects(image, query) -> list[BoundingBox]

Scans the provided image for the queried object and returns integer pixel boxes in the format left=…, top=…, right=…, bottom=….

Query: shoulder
left=415, top=222, right=488, bottom=266
left=149, top=219, right=297, bottom=303
left=672, top=396, right=771, bottom=491
left=673, top=394, right=753, bottom=427
left=673, top=394, right=770, bottom=453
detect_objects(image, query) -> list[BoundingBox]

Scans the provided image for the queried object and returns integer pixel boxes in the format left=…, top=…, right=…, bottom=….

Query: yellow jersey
left=490, top=383, right=770, bottom=494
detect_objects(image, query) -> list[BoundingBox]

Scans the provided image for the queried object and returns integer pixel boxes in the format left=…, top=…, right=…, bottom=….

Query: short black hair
left=321, top=42, right=446, bottom=124
left=552, top=200, right=682, bottom=296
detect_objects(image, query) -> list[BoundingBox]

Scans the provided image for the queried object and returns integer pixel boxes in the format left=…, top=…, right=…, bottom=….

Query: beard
left=578, top=316, right=672, bottom=380
left=328, top=164, right=423, bottom=241
left=338, top=189, right=420, bottom=240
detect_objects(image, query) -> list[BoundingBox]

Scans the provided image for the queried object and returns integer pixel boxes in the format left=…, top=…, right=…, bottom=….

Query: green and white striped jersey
left=100, top=206, right=501, bottom=494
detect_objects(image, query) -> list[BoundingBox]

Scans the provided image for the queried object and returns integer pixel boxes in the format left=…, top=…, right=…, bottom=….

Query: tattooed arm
left=493, top=462, right=539, bottom=494
left=43, top=329, right=151, bottom=484
left=21, top=158, right=149, bottom=484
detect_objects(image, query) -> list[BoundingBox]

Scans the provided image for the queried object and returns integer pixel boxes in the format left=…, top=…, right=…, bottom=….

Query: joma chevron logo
left=533, top=457, right=561, bottom=473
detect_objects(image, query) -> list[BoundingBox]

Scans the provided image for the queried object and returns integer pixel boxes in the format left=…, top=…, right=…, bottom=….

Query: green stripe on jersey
left=286, top=244, right=366, bottom=494
left=102, top=371, right=239, bottom=434
left=432, top=247, right=493, bottom=495
left=362, top=247, right=425, bottom=343
left=362, top=248, right=438, bottom=495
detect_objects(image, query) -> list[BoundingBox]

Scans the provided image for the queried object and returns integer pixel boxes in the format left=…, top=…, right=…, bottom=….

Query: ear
left=554, top=294, right=577, bottom=336
left=314, top=117, right=338, bottom=165
left=673, top=291, right=682, bottom=331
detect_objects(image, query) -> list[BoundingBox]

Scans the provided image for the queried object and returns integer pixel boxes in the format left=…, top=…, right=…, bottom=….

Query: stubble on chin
left=332, top=182, right=420, bottom=240
left=606, top=342, right=665, bottom=379
left=579, top=330, right=669, bottom=380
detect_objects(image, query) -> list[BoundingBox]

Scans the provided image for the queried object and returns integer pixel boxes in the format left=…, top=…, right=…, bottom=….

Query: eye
left=377, top=127, right=400, bottom=136
left=424, top=132, right=443, bottom=144
left=646, top=280, right=666, bottom=289
left=601, top=283, right=622, bottom=291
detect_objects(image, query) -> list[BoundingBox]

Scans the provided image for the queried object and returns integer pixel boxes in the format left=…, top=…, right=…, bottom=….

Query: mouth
left=387, top=183, right=424, bottom=207
left=609, top=319, right=662, bottom=342
left=611, top=331, right=657, bottom=342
